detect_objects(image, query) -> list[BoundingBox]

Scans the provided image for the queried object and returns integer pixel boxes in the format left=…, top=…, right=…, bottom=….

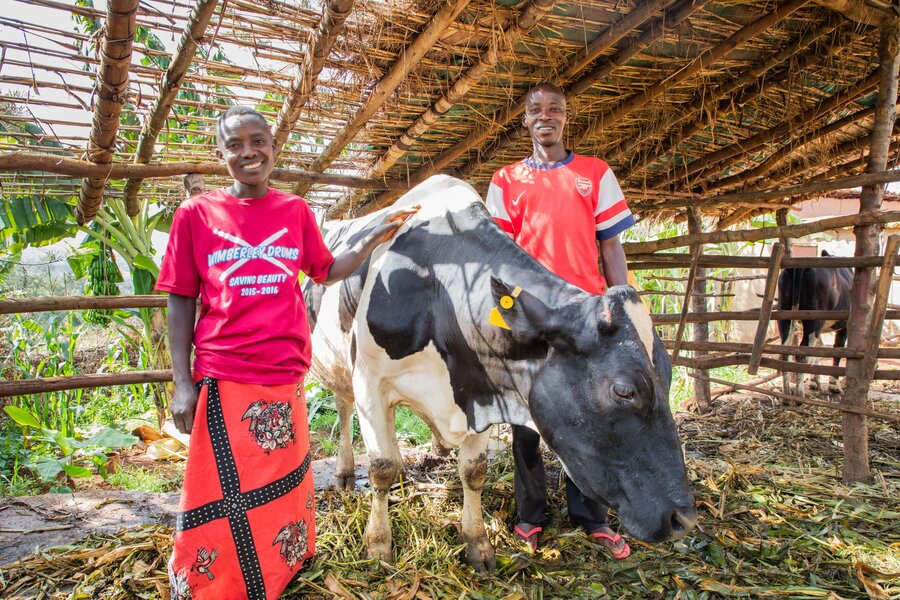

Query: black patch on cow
left=303, top=279, right=326, bottom=334
left=339, top=258, right=369, bottom=334
left=366, top=204, right=549, bottom=427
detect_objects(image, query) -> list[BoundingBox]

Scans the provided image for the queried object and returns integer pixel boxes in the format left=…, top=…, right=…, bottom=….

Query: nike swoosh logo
left=512, top=192, right=524, bottom=206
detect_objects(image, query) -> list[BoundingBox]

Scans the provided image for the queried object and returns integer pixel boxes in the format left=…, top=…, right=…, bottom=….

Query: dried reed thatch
left=1, top=388, right=898, bottom=598
left=1, top=0, right=898, bottom=220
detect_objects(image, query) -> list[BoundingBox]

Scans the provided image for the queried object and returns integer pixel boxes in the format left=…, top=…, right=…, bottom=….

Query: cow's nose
left=666, top=504, right=697, bottom=539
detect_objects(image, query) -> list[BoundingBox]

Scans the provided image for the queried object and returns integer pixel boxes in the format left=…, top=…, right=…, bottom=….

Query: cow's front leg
left=808, top=333, right=822, bottom=391
left=458, top=429, right=495, bottom=571
left=334, top=392, right=357, bottom=490
left=354, top=381, right=401, bottom=562
left=830, top=328, right=848, bottom=394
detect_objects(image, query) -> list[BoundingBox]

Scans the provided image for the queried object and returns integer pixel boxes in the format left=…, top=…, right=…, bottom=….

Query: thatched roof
left=0, top=0, right=895, bottom=225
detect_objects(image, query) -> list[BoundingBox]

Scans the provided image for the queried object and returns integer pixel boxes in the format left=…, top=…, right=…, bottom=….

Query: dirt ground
left=0, top=454, right=370, bottom=566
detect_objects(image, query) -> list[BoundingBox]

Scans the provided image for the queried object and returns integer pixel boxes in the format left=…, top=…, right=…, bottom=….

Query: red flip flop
left=513, top=524, right=542, bottom=551
left=590, top=530, right=631, bottom=559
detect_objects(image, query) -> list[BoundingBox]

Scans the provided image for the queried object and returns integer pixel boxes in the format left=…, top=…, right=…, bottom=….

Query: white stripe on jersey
left=594, top=168, right=625, bottom=216
left=596, top=207, right=632, bottom=232
left=485, top=182, right=511, bottom=222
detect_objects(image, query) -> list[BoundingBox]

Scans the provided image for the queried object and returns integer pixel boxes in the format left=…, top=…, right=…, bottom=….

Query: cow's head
left=491, top=278, right=696, bottom=543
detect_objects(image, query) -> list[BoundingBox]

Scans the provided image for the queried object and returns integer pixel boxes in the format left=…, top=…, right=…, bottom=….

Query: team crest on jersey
left=575, top=177, right=592, bottom=196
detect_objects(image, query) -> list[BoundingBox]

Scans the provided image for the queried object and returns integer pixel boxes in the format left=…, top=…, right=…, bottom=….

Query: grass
left=106, top=466, right=182, bottom=493
left=309, top=402, right=433, bottom=457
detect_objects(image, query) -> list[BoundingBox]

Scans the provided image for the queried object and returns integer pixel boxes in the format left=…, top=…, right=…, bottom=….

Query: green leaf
left=30, top=457, right=64, bottom=481
left=4, top=405, right=42, bottom=428
left=61, top=464, right=93, bottom=478
left=132, top=267, right=155, bottom=295
left=132, top=254, right=157, bottom=272
left=84, top=428, right=138, bottom=449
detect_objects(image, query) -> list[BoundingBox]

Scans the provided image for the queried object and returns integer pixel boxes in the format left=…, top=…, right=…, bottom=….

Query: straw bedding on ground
left=1, top=387, right=898, bottom=599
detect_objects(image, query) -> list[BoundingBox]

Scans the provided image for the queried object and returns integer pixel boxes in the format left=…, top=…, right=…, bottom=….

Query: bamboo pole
left=355, top=0, right=674, bottom=213
left=0, top=371, right=173, bottom=399
left=671, top=245, right=703, bottom=361
left=697, top=375, right=900, bottom=423
left=625, top=209, right=900, bottom=254
left=328, top=0, right=558, bottom=218
left=292, top=0, right=471, bottom=198
left=0, top=153, right=408, bottom=190
left=122, top=0, right=220, bottom=216
left=842, top=19, right=900, bottom=485
left=271, top=0, right=355, bottom=159
left=748, top=243, right=785, bottom=374
left=76, top=0, right=139, bottom=225
left=573, top=0, right=810, bottom=148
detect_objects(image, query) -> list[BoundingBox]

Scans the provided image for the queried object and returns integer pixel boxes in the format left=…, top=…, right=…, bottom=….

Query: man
left=157, top=106, right=416, bottom=599
left=485, top=83, right=635, bottom=559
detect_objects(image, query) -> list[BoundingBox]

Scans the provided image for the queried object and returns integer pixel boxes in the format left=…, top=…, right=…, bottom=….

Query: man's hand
left=171, top=383, right=200, bottom=434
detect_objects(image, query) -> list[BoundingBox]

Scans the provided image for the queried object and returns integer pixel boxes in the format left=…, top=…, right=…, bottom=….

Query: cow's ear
left=489, top=276, right=582, bottom=351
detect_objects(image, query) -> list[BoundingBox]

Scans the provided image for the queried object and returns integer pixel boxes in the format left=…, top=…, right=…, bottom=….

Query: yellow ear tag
left=489, top=307, right=510, bottom=330
left=488, top=286, right=524, bottom=330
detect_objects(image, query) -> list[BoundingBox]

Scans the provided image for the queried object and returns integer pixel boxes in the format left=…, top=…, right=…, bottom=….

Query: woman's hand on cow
left=370, top=205, right=420, bottom=245
left=324, top=205, right=420, bottom=284
left=171, top=383, right=200, bottom=434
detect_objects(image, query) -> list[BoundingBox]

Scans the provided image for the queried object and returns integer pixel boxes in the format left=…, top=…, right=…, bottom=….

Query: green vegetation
left=107, top=466, right=182, bottom=493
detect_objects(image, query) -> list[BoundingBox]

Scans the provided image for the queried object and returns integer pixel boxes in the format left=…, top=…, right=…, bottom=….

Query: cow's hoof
left=366, top=541, right=392, bottom=563
left=464, top=540, right=496, bottom=572
left=334, top=472, right=356, bottom=491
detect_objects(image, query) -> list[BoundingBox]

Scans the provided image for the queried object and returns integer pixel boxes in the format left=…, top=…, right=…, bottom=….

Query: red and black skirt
left=168, top=377, right=316, bottom=600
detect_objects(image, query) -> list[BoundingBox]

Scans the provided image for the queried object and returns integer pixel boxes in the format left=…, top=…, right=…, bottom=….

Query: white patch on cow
left=623, top=298, right=655, bottom=365
left=308, top=284, right=354, bottom=397
left=389, top=175, right=481, bottom=233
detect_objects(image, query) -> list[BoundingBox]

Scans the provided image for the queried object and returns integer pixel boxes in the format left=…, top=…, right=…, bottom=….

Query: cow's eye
left=612, top=383, right=635, bottom=400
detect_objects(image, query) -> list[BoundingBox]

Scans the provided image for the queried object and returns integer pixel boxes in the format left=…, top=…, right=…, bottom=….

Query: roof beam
left=356, top=0, right=678, bottom=214
left=815, top=0, right=889, bottom=25
left=617, top=15, right=848, bottom=181
left=291, top=0, right=471, bottom=198
left=327, top=0, right=557, bottom=218
left=0, top=153, right=409, bottom=190
left=702, top=104, right=880, bottom=192
left=272, top=0, right=355, bottom=159
left=572, top=0, right=810, bottom=149
left=76, top=0, right=139, bottom=225
left=122, top=0, right=220, bottom=216
left=648, top=69, right=880, bottom=188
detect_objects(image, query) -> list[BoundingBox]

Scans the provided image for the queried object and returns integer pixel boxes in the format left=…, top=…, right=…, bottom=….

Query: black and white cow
left=777, top=250, right=853, bottom=396
left=303, top=175, right=696, bottom=570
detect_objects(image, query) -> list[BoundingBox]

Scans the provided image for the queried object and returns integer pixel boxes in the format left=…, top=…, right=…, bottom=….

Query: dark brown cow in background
left=777, top=250, right=853, bottom=396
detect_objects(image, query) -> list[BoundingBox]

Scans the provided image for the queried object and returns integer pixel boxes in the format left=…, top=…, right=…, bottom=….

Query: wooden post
left=841, top=18, right=900, bottom=484
left=671, top=243, right=703, bottom=361
left=687, top=208, right=711, bottom=412
left=748, top=242, right=785, bottom=374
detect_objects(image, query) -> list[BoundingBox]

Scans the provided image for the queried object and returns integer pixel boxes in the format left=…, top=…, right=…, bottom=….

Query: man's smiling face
left=524, top=88, right=567, bottom=149
left=216, top=114, right=275, bottom=190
